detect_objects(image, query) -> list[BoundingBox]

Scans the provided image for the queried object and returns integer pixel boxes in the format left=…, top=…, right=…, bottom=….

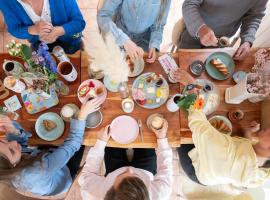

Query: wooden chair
left=171, top=18, right=185, bottom=53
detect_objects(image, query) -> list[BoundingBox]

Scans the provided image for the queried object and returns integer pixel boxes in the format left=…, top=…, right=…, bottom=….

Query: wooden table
left=178, top=48, right=261, bottom=144
left=0, top=52, right=82, bottom=146
left=0, top=52, right=181, bottom=148
left=81, top=52, right=181, bottom=148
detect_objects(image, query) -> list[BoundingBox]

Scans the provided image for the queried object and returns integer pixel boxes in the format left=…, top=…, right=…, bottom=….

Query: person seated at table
left=172, top=69, right=270, bottom=188
left=97, top=0, right=171, bottom=63
left=0, top=0, right=85, bottom=54
left=179, top=0, right=268, bottom=60
left=0, top=99, right=101, bottom=196
left=78, top=121, right=173, bottom=200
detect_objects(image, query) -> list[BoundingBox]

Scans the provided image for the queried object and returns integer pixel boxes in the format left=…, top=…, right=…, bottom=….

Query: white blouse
left=17, top=0, right=52, bottom=23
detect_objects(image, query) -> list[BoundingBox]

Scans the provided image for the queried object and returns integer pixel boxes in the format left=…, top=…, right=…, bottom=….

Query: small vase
left=225, top=73, right=264, bottom=104
left=166, top=94, right=183, bottom=112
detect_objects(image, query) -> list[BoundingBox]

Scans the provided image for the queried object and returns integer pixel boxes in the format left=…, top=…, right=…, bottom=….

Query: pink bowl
left=110, top=115, right=139, bottom=144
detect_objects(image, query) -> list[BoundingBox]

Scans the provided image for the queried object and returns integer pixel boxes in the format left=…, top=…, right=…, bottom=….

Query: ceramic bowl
left=86, top=110, right=103, bottom=129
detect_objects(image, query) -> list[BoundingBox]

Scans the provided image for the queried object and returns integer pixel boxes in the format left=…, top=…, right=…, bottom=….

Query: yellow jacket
left=188, top=108, right=270, bottom=188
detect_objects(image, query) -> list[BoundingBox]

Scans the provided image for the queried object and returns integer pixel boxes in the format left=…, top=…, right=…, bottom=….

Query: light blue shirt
left=11, top=119, right=86, bottom=196
left=97, top=0, right=171, bottom=50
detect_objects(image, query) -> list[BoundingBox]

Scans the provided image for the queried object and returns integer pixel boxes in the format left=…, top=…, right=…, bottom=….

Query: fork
left=138, top=119, right=144, bottom=143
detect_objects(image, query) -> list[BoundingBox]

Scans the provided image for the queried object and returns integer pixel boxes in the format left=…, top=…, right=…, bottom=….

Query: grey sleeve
left=182, top=0, right=205, bottom=37
left=240, top=0, right=268, bottom=45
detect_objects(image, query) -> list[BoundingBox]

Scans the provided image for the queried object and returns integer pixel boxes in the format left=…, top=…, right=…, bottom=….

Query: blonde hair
left=157, top=0, right=168, bottom=23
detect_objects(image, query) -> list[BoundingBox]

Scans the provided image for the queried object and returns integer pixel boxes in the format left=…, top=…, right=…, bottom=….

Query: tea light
left=61, top=104, right=75, bottom=121
left=122, top=98, right=134, bottom=113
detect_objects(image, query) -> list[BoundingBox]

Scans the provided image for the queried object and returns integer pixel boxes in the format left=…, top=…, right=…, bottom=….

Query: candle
left=122, top=98, right=134, bottom=113
left=61, top=104, right=75, bottom=120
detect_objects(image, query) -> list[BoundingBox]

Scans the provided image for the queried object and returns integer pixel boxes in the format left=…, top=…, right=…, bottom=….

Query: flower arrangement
left=247, top=48, right=270, bottom=97
left=6, top=40, right=57, bottom=94
left=176, top=93, right=197, bottom=112
left=84, top=32, right=129, bottom=83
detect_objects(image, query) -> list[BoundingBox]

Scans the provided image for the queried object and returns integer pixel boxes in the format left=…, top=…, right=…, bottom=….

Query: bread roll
left=210, top=58, right=229, bottom=76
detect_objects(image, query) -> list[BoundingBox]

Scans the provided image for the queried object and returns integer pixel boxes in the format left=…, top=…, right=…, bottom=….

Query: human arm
left=60, top=0, right=86, bottom=36
left=150, top=121, right=173, bottom=199
left=0, top=116, right=32, bottom=146
left=188, top=107, right=231, bottom=148
left=149, top=0, right=171, bottom=51
left=97, top=0, right=130, bottom=46
left=234, top=0, right=267, bottom=60
left=182, top=0, right=218, bottom=46
left=41, top=100, right=101, bottom=173
left=0, top=3, right=37, bottom=40
left=240, top=0, right=267, bottom=45
left=40, top=26, right=65, bottom=44
left=78, top=126, right=110, bottom=198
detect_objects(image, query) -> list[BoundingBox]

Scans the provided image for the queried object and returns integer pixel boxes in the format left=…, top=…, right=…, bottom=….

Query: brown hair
left=104, top=176, right=150, bottom=200
left=0, top=152, right=44, bottom=182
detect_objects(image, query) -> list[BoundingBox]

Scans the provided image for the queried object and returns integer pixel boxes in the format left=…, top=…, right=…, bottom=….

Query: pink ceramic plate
left=110, top=115, right=139, bottom=144
left=77, top=79, right=107, bottom=104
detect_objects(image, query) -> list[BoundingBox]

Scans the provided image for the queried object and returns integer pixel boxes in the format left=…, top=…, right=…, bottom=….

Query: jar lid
left=189, top=60, right=205, bottom=76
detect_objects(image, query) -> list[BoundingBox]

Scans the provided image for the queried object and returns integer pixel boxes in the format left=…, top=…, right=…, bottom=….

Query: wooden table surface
left=0, top=48, right=262, bottom=147
left=0, top=52, right=181, bottom=148
left=81, top=52, right=181, bottom=148
left=178, top=48, right=261, bottom=144
left=0, top=52, right=82, bottom=146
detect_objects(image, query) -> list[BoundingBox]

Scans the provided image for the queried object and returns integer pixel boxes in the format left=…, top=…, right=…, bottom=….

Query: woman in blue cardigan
left=0, top=99, right=101, bottom=196
left=0, top=0, right=85, bottom=54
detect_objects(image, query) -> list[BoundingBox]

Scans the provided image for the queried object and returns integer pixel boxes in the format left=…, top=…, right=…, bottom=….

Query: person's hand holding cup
left=151, top=120, right=168, bottom=139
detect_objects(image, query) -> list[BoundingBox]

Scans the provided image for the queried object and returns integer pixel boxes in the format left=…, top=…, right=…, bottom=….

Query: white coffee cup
left=3, top=60, right=24, bottom=76
left=57, top=61, right=78, bottom=82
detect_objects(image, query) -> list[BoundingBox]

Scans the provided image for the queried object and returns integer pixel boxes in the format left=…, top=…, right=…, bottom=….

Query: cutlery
left=138, top=119, right=144, bottom=142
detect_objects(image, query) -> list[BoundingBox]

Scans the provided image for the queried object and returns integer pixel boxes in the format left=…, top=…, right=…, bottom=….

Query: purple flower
left=36, top=43, right=57, bottom=74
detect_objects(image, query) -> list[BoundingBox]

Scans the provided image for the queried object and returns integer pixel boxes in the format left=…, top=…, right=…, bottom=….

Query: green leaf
left=21, top=44, right=32, bottom=60
left=177, top=93, right=197, bottom=112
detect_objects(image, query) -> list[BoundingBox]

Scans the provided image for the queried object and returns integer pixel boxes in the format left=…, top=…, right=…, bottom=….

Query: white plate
left=77, top=79, right=107, bottom=104
left=110, top=115, right=139, bottom=144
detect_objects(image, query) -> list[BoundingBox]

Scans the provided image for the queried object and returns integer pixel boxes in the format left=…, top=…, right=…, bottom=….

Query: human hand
left=233, top=42, right=251, bottom=61
left=77, top=99, right=103, bottom=120
left=244, top=121, right=260, bottom=139
left=97, top=125, right=111, bottom=142
left=146, top=47, right=157, bottom=63
left=29, top=20, right=53, bottom=36
left=198, top=25, right=218, bottom=47
left=246, top=121, right=260, bottom=133
left=40, top=26, right=65, bottom=43
left=151, top=120, right=168, bottom=139
left=169, top=68, right=195, bottom=85
left=0, top=115, right=19, bottom=135
left=124, top=40, right=144, bottom=61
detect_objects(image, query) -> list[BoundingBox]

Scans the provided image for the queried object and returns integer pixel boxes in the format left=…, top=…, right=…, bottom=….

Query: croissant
left=43, top=120, right=57, bottom=132
left=210, top=58, right=229, bottom=76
